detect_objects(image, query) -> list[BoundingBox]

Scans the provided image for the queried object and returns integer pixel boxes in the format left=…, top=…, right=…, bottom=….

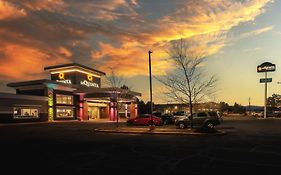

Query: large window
left=13, top=107, right=39, bottom=119
left=56, top=94, right=73, bottom=105
left=56, top=107, right=74, bottom=118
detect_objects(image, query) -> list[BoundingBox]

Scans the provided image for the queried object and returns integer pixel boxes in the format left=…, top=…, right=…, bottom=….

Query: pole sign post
left=257, top=62, right=276, bottom=119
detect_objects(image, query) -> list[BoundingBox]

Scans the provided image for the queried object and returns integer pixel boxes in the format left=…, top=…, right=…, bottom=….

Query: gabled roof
left=7, top=79, right=54, bottom=87
left=7, top=79, right=76, bottom=92
left=44, top=63, right=106, bottom=76
left=0, top=92, right=48, bottom=101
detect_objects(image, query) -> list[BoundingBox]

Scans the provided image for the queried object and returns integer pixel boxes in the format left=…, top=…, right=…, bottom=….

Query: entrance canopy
left=76, top=87, right=141, bottom=103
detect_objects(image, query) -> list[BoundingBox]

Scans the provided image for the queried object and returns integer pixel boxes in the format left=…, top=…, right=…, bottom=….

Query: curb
left=93, top=128, right=227, bottom=136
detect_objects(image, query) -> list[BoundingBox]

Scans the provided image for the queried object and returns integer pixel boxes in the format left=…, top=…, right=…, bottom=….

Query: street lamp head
left=149, top=50, right=153, bottom=54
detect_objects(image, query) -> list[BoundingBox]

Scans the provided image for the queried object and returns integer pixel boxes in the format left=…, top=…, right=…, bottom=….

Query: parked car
left=173, top=111, right=188, bottom=121
left=175, top=111, right=223, bottom=130
left=273, top=111, right=281, bottom=117
left=127, top=114, right=163, bottom=126
left=252, top=111, right=278, bottom=118
left=152, top=112, right=162, bottom=118
left=160, top=113, right=175, bottom=125
left=252, top=111, right=263, bottom=117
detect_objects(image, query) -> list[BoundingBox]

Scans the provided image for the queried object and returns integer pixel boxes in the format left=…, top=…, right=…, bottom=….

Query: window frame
left=13, top=107, right=40, bottom=119
left=56, top=107, right=74, bottom=118
left=197, top=112, right=208, bottom=117
left=56, top=94, right=73, bottom=105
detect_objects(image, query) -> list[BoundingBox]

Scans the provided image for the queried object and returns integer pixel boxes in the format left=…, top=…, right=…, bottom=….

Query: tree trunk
left=189, top=98, right=193, bottom=129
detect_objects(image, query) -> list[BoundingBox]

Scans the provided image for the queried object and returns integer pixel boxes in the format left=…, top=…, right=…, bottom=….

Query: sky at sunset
left=1, top=0, right=281, bottom=106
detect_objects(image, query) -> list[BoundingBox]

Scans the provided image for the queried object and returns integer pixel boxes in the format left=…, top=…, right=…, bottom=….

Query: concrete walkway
left=94, top=126, right=227, bottom=135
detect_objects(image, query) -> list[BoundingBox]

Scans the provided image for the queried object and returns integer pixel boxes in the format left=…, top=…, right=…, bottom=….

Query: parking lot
left=1, top=116, right=281, bottom=174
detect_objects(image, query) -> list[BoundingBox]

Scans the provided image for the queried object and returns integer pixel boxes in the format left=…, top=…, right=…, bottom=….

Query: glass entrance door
left=88, top=107, right=100, bottom=120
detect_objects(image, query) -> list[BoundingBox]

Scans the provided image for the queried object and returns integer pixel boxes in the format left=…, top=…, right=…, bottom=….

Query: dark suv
left=175, top=111, right=223, bottom=130
left=153, top=112, right=175, bottom=125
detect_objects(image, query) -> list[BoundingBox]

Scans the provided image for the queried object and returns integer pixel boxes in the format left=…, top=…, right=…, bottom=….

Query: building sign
left=56, top=79, right=72, bottom=84
left=257, top=62, right=276, bottom=73
left=87, top=74, right=93, bottom=81
left=80, top=80, right=99, bottom=88
left=51, top=71, right=101, bottom=87
left=55, top=72, right=72, bottom=84
left=260, top=78, right=272, bottom=83
left=59, top=72, right=65, bottom=79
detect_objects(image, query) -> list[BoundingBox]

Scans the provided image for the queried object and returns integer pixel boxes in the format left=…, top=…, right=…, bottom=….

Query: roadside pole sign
left=260, top=78, right=272, bottom=83
left=257, top=61, right=276, bottom=119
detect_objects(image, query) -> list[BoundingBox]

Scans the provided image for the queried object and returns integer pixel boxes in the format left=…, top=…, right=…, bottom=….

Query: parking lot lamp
left=148, top=50, right=155, bottom=130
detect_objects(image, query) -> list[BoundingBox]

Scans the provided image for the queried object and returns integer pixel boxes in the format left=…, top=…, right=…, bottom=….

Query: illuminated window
left=56, top=107, right=74, bottom=118
left=56, top=94, right=73, bottom=105
left=13, top=107, right=39, bottom=119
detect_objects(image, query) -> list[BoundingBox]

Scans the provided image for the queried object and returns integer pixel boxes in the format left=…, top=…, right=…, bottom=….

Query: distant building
left=194, top=102, right=220, bottom=112
left=154, top=103, right=188, bottom=114
left=154, top=102, right=220, bottom=114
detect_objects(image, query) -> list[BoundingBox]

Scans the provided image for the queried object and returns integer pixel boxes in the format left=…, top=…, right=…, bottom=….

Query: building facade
left=0, top=63, right=140, bottom=123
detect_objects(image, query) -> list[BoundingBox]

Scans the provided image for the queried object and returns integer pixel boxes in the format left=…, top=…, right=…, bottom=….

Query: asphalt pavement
left=1, top=116, right=281, bottom=175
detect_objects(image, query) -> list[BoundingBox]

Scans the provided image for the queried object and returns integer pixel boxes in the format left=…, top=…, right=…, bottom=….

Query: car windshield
left=174, top=111, right=185, bottom=116
left=209, top=111, right=219, bottom=117
left=163, top=114, right=172, bottom=117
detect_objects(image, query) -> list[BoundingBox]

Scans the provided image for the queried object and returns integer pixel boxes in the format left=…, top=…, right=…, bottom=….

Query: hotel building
left=0, top=63, right=141, bottom=123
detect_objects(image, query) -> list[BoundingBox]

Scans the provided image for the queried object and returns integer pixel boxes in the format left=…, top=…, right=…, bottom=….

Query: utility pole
left=148, top=50, right=155, bottom=130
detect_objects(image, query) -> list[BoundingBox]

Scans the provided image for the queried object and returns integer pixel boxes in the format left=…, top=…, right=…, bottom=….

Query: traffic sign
left=257, top=62, right=276, bottom=73
left=260, top=78, right=272, bottom=83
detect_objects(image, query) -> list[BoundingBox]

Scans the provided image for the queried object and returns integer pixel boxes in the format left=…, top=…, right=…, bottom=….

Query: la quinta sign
left=80, top=80, right=99, bottom=88
left=257, top=62, right=276, bottom=73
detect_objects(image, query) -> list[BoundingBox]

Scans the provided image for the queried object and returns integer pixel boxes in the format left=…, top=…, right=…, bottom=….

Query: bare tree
left=105, top=67, right=125, bottom=88
left=157, top=39, right=217, bottom=128
left=104, top=67, right=133, bottom=127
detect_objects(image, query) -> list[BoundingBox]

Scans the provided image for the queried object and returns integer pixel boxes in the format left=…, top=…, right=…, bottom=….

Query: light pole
left=264, top=72, right=267, bottom=119
left=248, top=97, right=251, bottom=116
left=148, top=50, right=155, bottom=130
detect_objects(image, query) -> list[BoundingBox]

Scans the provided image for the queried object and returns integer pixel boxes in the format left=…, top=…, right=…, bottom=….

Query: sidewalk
left=94, top=126, right=227, bottom=136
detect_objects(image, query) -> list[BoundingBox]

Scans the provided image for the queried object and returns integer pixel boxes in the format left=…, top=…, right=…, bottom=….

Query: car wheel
left=178, top=122, right=186, bottom=129
left=147, top=120, right=154, bottom=126
left=204, top=121, right=214, bottom=129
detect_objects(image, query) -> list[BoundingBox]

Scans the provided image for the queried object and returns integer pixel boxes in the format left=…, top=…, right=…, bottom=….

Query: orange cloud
left=152, top=0, right=272, bottom=46
left=58, top=47, right=72, bottom=58
left=93, top=42, right=172, bottom=76
left=0, top=0, right=26, bottom=20
left=68, top=0, right=139, bottom=21
left=0, top=43, right=69, bottom=80
left=91, top=0, right=272, bottom=77
left=22, top=0, right=66, bottom=12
